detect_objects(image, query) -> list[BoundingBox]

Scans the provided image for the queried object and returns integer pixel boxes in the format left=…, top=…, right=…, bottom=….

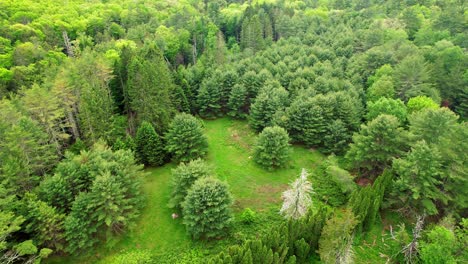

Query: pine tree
left=135, top=121, right=165, bottom=166
left=165, top=113, right=208, bottom=162
left=227, top=84, right=249, bottom=119
left=253, top=126, right=290, bottom=170
left=249, top=84, right=288, bottom=132
left=168, top=159, right=211, bottom=211
left=182, top=177, right=233, bottom=240
left=345, top=115, right=408, bottom=176
left=280, top=169, right=313, bottom=220
left=127, top=43, right=175, bottom=133
left=197, top=77, right=222, bottom=119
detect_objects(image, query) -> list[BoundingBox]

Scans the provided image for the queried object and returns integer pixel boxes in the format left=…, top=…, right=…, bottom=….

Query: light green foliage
left=420, top=226, right=458, bottom=264
left=182, top=177, right=233, bottom=240
left=169, top=159, right=211, bottom=211
left=111, top=250, right=154, bottom=264
left=409, top=107, right=458, bottom=145
left=240, top=208, right=257, bottom=224
left=406, top=96, right=439, bottom=114
left=319, top=209, right=358, bottom=264
left=253, top=126, right=291, bottom=170
left=135, top=121, right=165, bottom=166
left=346, top=115, right=408, bottom=175
left=366, top=98, right=407, bottom=123
left=165, top=113, right=208, bottom=162
left=366, top=75, right=396, bottom=102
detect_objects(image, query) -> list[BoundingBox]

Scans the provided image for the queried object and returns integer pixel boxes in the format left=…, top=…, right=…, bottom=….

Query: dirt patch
left=228, top=128, right=252, bottom=150
left=234, top=184, right=288, bottom=212
left=357, top=177, right=372, bottom=186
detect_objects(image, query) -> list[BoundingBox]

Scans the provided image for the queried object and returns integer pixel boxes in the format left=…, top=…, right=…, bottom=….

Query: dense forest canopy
left=0, top=0, right=467, bottom=263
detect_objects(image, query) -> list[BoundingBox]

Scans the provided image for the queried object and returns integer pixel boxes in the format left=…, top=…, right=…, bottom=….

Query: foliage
left=240, top=208, right=257, bottom=225
left=345, top=115, right=408, bottom=176
left=319, top=209, right=358, bottom=264
left=165, top=113, right=208, bottom=162
left=406, top=96, right=439, bottom=114
left=249, top=84, right=289, bottom=132
left=168, top=159, right=211, bottom=211
left=135, top=121, right=166, bottom=166
left=366, top=98, right=407, bottom=124
left=253, top=126, right=290, bottom=170
left=182, top=177, right=233, bottom=240
left=280, top=169, right=313, bottom=220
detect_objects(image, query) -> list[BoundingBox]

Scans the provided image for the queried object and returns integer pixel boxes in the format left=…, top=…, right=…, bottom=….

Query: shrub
left=240, top=208, right=257, bottom=224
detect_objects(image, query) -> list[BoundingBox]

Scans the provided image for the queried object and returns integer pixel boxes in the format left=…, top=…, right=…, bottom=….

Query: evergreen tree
left=280, top=169, right=313, bottom=220
left=165, top=113, right=208, bottom=162
left=168, top=159, right=211, bottom=211
left=253, top=126, right=290, bottom=170
left=409, top=107, right=458, bottom=145
left=127, top=43, right=175, bottom=133
left=346, top=115, right=408, bottom=176
left=227, top=84, right=249, bottom=119
left=197, top=76, right=222, bottom=118
left=392, top=141, right=444, bottom=216
left=249, top=84, right=288, bottom=132
left=182, top=177, right=233, bottom=240
left=135, top=121, right=165, bottom=166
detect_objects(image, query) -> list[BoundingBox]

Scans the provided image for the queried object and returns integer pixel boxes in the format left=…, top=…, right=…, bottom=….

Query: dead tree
left=62, top=30, right=74, bottom=57
left=402, top=215, right=425, bottom=264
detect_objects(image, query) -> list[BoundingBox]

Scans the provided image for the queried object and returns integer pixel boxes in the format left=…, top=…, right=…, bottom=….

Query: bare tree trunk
left=62, top=31, right=74, bottom=57
left=402, top=215, right=425, bottom=264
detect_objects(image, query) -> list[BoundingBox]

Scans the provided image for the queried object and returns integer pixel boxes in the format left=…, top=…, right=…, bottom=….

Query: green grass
left=48, top=118, right=323, bottom=263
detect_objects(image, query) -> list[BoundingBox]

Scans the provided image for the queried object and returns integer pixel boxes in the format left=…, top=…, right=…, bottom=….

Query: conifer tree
left=165, top=113, right=208, bottom=162
left=197, top=77, right=222, bottom=118
left=253, top=126, right=290, bottom=170
left=227, top=84, right=249, bottom=119
left=280, top=169, right=313, bottom=219
left=168, top=159, right=211, bottom=211
left=249, top=84, right=288, bottom=132
left=182, top=177, right=233, bottom=240
left=135, top=121, right=165, bottom=166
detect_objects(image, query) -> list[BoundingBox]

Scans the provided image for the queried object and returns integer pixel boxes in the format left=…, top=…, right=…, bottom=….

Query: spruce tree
left=168, top=159, right=211, bottom=211
left=197, top=77, right=222, bottom=119
left=253, top=126, right=290, bottom=170
left=182, top=177, right=233, bottom=240
left=165, top=113, right=208, bottom=162
left=227, top=84, right=249, bottom=119
left=135, top=121, right=165, bottom=166
left=249, top=84, right=289, bottom=132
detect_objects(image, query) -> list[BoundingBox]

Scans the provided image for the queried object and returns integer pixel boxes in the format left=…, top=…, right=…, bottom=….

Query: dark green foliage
left=348, top=170, right=392, bottom=232
left=313, top=156, right=356, bottom=207
left=22, top=193, right=65, bottom=251
left=168, top=159, right=210, bottom=211
left=165, top=113, right=208, bottom=162
left=182, top=177, right=233, bottom=240
left=126, top=43, right=175, bottom=132
left=135, top=121, right=165, bottom=166
left=249, top=84, right=289, bottom=132
left=253, top=126, right=290, bottom=170
left=37, top=143, right=143, bottom=253
left=197, top=76, right=222, bottom=118
left=228, top=84, right=249, bottom=119
left=346, top=115, right=408, bottom=176
left=211, top=206, right=330, bottom=264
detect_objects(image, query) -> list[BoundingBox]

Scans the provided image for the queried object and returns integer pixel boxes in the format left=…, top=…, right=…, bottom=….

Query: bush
left=240, top=208, right=257, bottom=224
left=253, top=126, right=290, bottom=170
left=182, top=177, right=233, bottom=240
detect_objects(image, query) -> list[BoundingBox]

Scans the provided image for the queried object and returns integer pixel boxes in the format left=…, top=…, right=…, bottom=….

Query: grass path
left=48, top=118, right=323, bottom=263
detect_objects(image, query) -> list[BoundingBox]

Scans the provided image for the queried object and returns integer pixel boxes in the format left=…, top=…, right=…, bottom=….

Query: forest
left=0, top=0, right=467, bottom=263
